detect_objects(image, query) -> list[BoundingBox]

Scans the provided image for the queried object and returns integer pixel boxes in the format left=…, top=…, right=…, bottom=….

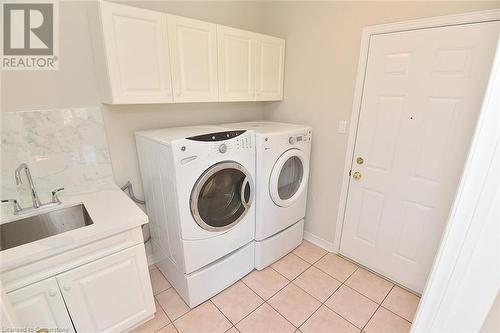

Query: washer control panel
left=187, top=130, right=246, bottom=142
left=210, top=132, right=253, bottom=154
left=218, top=143, right=228, bottom=153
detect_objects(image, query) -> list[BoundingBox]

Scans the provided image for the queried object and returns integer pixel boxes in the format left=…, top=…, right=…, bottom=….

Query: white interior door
left=100, top=2, right=173, bottom=104
left=168, top=15, right=218, bottom=102
left=255, top=34, right=285, bottom=101
left=217, top=25, right=256, bottom=101
left=340, top=21, right=500, bottom=293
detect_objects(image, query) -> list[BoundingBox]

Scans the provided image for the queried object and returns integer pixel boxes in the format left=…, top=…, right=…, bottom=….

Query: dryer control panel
left=287, top=131, right=311, bottom=146
left=288, top=133, right=310, bottom=145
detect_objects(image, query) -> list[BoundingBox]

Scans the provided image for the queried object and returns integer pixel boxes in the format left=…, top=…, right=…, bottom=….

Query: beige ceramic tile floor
left=132, top=241, right=420, bottom=333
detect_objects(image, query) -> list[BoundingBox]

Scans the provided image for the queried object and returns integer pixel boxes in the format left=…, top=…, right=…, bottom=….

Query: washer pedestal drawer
left=156, top=241, right=254, bottom=308
left=254, top=219, right=304, bottom=270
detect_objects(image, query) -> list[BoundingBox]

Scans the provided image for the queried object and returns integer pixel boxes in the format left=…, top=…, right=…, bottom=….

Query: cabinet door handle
left=48, top=289, right=57, bottom=297
left=63, top=284, right=72, bottom=292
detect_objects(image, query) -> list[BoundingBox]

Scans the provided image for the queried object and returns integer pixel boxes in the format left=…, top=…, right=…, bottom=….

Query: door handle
left=352, top=171, right=362, bottom=181
left=240, top=176, right=251, bottom=209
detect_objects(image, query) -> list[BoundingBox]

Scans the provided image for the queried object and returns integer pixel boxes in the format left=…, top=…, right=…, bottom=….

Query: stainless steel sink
left=0, top=204, right=94, bottom=251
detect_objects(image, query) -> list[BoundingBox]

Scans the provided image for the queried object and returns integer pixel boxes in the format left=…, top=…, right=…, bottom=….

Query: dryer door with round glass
left=270, top=149, right=309, bottom=207
left=191, top=162, right=254, bottom=232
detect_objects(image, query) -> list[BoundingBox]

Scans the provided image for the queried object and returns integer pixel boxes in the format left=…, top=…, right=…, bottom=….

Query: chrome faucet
left=15, top=163, right=42, bottom=208
left=1, top=163, right=65, bottom=215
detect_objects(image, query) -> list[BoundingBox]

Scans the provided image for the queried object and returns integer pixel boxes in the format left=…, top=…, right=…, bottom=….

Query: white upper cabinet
left=168, top=15, right=219, bottom=102
left=255, top=35, right=285, bottom=101
left=98, top=2, right=173, bottom=104
left=93, top=2, right=285, bottom=104
left=8, top=278, right=75, bottom=333
left=217, top=26, right=256, bottom=101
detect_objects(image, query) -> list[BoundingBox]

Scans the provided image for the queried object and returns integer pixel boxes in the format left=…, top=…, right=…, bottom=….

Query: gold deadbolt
left=352, top=171, right=362, bottom=180
left=356, top=157, right=364, bottom=165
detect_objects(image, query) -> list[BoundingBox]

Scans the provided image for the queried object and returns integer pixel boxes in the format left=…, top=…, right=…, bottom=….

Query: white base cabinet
left=8, top=278, right=75, bottom=333
left=93, top=1, right=285, bottom=104
left=7, top=244, right=154, bottom=333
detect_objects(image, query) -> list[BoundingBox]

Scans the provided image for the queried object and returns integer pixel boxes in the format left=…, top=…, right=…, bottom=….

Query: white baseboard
left=303, top=231, right=337, bottom=253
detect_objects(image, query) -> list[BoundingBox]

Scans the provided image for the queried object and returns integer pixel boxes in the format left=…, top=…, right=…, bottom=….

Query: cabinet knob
left=48, top=289, right=57, bottom=297
left=63, top=284, right=72, bottom=291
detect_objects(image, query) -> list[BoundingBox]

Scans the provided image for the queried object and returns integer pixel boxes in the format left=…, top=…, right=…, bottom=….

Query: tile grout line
left=291, top=246, right=366, bottom=330
left=260, top=264, right=308, bottom=329
left=235, top=249, right=324, bottom=331
left=265, top=269, right=310, bottom=330
left=295, top=258, right=362, bottom=332
left=333, top=267, right=391, bottom=332
left=277, top=250, right=346, bottom=331
left=361, top=284, right=395, bottom=332
left=208, top=299, right=237, bottom=330
left=236, top=266, right=297, bottom=329
left=233, top=301, right=268, bottom=329
left=295, top=251, right=406, bottom=331
left=305, top=253, right=415, bottom=330
left=331, top=266, right=416, bottom=325
left=337, top=254, right=422, bottom=298
left=277, top=250, right=331, bottom=330
left=379, top=304, right=414, bottom=325
left=150, top=269, right=175, bottom=332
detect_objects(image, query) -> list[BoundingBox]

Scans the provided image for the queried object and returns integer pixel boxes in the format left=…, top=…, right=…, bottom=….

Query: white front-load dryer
left=136, top=126, right=256, bottom=307
left=222, top=121, right=312, bottom=269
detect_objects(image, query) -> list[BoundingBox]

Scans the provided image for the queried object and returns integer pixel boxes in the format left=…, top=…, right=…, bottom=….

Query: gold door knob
left=356, top=157, right=364, bottom=165
left=352, top=171, right=362, bottom=180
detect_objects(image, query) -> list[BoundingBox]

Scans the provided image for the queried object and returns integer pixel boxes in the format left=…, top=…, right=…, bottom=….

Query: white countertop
left=0, top=187, right=149, bottom=272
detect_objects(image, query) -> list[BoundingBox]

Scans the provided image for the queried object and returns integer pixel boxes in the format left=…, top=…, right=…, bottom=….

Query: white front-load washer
left=135, top=126, right=256, bottom=307
left=222, top=121, right=312, bottom=269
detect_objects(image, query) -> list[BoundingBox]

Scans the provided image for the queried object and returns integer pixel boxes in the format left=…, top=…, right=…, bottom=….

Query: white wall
left=1, top=1, right=267, bottom=199
left=262, top=1, right=500, bottom=245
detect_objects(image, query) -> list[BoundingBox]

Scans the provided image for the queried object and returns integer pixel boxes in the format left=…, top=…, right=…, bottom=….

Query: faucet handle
left=1, top=199, right=22, bottom=214
left=51, top=188, right=65, bottom=204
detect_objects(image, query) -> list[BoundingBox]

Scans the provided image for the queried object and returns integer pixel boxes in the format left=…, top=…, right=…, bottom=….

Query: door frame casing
left=333, top=8, right=500, bottom=253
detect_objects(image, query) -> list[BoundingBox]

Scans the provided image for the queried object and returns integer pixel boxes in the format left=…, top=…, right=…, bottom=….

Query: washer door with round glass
left=270, top=149, right=309, bottom=207
left=191, top=162, right=254, bottom=232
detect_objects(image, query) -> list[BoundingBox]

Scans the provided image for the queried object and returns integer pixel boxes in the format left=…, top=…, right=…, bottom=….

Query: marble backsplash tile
left=1, top=107, right=115, bottom=213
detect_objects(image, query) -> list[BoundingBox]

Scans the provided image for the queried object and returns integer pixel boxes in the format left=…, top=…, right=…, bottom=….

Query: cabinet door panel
left=255, top=35, right=285, bottom=101
left=8, top=278, right=75, bottom=333
left=56, top=245, right=154, bottom=333
left=101, top=2, right=173, bottom=103
left=168, top=15, right=218, bottom=102
left=217, top=26, right=255, bottom=101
